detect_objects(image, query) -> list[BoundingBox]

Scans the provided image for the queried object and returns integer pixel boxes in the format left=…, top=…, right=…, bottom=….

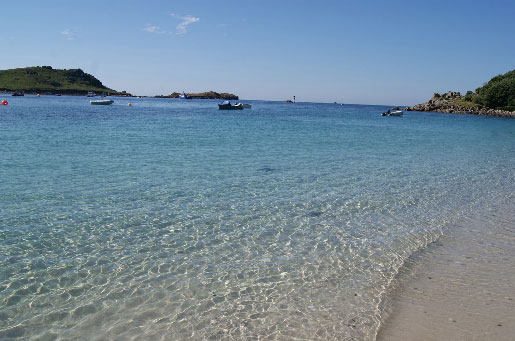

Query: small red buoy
left=37, top=94, right=41, bottom=97
left=128, top=103, right=132, bottom=107
left=1, top=100, right=7, bottom=106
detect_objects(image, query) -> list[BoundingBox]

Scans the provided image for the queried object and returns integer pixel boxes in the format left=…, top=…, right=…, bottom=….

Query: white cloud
left=143, top=24, right=166, bottom=34
left=142, top=14, right=199, bottom=36
left=170, top=14, right=200, bottom=34
left=61, top=29, right=77, bottom=40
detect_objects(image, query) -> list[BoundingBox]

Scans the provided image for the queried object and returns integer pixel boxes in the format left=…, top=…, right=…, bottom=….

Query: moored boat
left=382, top=110, right=403, bottom=116
left=87, top=91, right=95, bottom=97
left=90, top=99, right=114, bottom=105
left=241, top=103, right=252, bottom=109
left=218, top=101, right=243, bottom=110
left=12, top=92, right=24, bottom=96
left=179, top=92, right=191, bottom=99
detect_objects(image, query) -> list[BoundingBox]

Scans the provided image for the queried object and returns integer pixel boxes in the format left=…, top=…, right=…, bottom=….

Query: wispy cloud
left=142, top=14, right=199, bottom=36
left=143, top=24, right=167, bottom=34
left=61, top=29, right=77, bottom=40
left=170, top=14, right=200, bottom=34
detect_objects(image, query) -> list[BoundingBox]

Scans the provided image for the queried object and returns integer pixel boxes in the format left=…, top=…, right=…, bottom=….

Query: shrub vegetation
left=473, top=70, right=515, bottom=111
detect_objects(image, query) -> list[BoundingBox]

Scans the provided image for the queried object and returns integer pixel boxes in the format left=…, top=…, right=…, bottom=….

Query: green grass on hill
left=451, top=98, right=483, bottom=109
left=0, top=66, right=122, bottom=95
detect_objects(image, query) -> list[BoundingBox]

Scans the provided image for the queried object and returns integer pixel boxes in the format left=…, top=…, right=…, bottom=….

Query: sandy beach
left=377, top=197, right=515, bottom=340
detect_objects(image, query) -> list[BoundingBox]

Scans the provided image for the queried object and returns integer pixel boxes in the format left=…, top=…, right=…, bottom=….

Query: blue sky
left=0, top=0, right=514, bottom=105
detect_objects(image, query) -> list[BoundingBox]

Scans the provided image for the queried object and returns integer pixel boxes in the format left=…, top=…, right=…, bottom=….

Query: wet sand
left=377, top=201, right=515, bottom=340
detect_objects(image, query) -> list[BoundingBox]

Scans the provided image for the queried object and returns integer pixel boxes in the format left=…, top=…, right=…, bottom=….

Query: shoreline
left=0, top=90, right=131, bottom=97
left=405, top=105, right=515, bottom=118
left=377, top=195, right=515, bottom=340
left=0, top=91, right=237, bottom=100
left=404, top=91, right=515, bottom=118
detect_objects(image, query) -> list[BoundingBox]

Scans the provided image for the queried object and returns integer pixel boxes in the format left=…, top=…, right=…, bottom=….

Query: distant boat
left=87, top=91, right=95, bottom=97
left=179, top=92, right=191, bottom=99
left=241, top=103, right=252, bottom=109
left=12, top=92, right=24, bottom=96
left=90, top=99, right=114, bottom=105
left=218, top=101, right=243, bottom=110
left=382, top=110, right=403, bottom=116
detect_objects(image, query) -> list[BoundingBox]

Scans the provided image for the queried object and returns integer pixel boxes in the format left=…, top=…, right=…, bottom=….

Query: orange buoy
left=128, top=103, right=132, bottom=107
left=1, top=100, right=7, bottom=106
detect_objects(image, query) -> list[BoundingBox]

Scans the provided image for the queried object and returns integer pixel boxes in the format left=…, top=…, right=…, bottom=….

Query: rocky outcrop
left=405, top=92, right=515, bottom=118
left=157, top=91, right=238, bottom=100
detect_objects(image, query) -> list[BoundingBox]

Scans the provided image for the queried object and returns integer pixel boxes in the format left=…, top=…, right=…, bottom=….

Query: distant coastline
left=154, top=91, right=238, bottom=100
left=0, top=90, right=133, bottom=97
left=0, top=66, right=239, bottom=100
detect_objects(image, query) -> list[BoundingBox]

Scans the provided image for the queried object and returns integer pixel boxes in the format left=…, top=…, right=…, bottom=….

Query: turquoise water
left=1, top=96, right=515, bottom=339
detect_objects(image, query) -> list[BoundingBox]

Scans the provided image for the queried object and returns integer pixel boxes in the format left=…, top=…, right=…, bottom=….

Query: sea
left=1, top=96, right=514, bottom=340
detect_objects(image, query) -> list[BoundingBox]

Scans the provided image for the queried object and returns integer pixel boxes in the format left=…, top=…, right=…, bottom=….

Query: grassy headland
left=0, top=66, right=129, bottom=96
left=406, top=70, right=515, bottom=117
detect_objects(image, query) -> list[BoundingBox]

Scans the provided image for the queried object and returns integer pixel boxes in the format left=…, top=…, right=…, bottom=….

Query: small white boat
left=382, top=110, right=403, bottom=116
left=241, top=103, right=252, bottom=109
left=179, top=92, right=191, bottom=99
left=87, top=91, right=95, bottom=97
left=90, top=99, right=114, bottom=105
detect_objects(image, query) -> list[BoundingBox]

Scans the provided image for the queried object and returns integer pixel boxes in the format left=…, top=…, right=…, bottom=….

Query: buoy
left=36, top=94, right=40, bottom=97
left=128, top=103, right=132, bottom=107
left=1, top=100, right=7, bottom=106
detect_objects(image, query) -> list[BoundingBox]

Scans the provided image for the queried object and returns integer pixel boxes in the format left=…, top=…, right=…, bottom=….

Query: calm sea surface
left=1, top=96, right=515, bottom=340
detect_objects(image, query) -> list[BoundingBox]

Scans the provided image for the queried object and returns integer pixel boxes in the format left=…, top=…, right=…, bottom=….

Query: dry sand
left=377, top=202, right=515, bottom=340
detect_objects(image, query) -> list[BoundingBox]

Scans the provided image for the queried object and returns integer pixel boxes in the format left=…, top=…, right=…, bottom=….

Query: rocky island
left=155, top=91, right=238, bottom=100
left=0, top=66, right=131, bottom=96
left=405, top=70, right=515, bottom=118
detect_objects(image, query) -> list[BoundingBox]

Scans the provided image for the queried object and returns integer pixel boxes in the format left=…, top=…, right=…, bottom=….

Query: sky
left=0, top=0, right=514, bottom=105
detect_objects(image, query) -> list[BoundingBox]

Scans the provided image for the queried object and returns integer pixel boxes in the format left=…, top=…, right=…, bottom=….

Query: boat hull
left=382, top=110, right=403, bottom=116
left=90, top=100, right=114, bottom=105
left=218, top=104, right=243, bottom=110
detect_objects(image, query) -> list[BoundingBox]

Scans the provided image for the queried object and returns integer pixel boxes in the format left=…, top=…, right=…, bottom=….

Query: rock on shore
left=404, top=91, right=515, bottom=118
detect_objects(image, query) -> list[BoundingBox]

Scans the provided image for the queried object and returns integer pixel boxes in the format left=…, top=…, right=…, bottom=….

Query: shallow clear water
left=1, top=96, right=515, bottom=339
